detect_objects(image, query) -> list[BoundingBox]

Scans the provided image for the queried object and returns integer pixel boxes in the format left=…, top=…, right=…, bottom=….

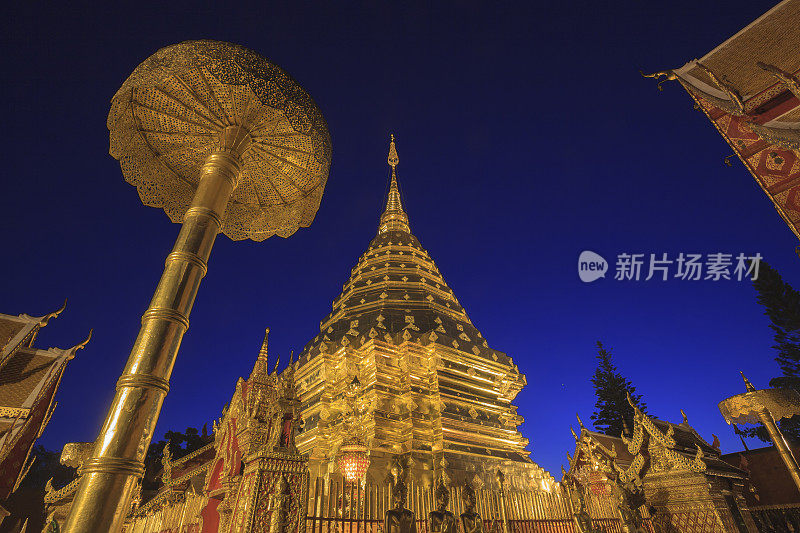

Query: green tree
left=590, top=341, right=647, bottom=437
left=19, top=445, right=77, bottom=490
left=142, top=425, right=211, bottom=490
left=740, top=261, right=800, bottom=442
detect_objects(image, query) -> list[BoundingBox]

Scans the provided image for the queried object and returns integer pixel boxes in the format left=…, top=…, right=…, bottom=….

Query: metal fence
left=124, top=476, right=638, bottom=533
left=126, top=490, right=206, bottom=533
left=303, top=477, right=625, bottom=533
left=749, top=504, right=800, bottom=533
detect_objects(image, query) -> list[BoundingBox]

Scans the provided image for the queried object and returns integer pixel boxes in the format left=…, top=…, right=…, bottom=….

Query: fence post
left=496, top=471, right=509, bottom=533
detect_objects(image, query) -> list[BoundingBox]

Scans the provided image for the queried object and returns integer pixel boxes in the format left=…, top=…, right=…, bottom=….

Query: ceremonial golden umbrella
left=64, top=40, right=331, bottom=532
left=719, top=373, right=800, bottom=494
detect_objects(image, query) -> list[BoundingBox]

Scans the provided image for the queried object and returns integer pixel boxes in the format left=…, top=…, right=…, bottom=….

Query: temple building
left=48, top=138, right=557, bottom=532
left=294, top=136, right=552, bottom=489
left=0, top=304, right=88, bottom=529
left=644, top=0, right=800, bottom=240
left=565, top=401, right=756, bottom=533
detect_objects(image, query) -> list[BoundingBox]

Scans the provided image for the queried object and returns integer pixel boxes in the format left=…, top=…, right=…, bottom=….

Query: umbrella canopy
left=718, top=387, right=800, bottom=425
left=108, top=40, right=332, bottom=241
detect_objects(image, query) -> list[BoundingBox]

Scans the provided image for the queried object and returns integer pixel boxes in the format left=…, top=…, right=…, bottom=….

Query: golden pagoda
left=295, top=135, right=553, bottom=489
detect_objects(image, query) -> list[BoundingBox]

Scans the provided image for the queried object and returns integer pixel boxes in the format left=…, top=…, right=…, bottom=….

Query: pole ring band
left=116, top=373, right=171, bottom=394
left=184, top=206, right=222, bottom=228
left=203, top=151, right=242, bottom=188
left=81, top=457, right=145, bottom=477
left=166, top=251, right=208, bottom=277
left=141, top=307, right=190, bottom=329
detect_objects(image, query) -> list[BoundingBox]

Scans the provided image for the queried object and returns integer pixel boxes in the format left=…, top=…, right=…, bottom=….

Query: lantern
left=337, top=437, right=370, bottom=483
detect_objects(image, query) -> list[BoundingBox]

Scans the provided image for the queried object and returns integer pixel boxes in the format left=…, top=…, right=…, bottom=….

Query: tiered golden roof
left=295, top=136, right=551, bottom=488
left=0, top=303, right=88, bottom=499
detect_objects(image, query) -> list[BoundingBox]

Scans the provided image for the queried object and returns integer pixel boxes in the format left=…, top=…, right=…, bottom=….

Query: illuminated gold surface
left=295, top=136, right=552, bottom=490
left=108, top=40, right=331, bottom=241
left=63, top=40, right=330, bottom=533
left=644, top=1, right=800, bottom=241
left=719, top=373, right=800, bottom=494
left=566, top=396, right=759, bottom=532
left=125, top=337, right=309, bottom=533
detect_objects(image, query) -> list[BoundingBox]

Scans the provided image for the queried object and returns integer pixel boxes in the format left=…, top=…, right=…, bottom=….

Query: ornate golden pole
left=495, top=470, right=509, bottom=533
left=742, top=373, right=800, bottom=491
left=63, top=40, right=331, bottom=532
left=757, top=408, right=800, bottom=491
left=719, top=372, right=800, bottom=494
left=64, top=134, right=247, bottom=533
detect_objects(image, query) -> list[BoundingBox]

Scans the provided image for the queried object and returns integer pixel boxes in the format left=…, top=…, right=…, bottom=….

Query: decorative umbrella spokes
left=108, top=40, right=331, bottom=241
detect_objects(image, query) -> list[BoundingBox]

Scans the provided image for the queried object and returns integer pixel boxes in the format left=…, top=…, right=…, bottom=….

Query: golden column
left=719, top=372, right=800, bottom=493
left=63, top=41, right=331, bottom=533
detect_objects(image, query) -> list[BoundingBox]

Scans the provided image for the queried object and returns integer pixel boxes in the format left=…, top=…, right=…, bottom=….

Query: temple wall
left=295, top=338, right=548, bottom=490
left=644, top=471, right=758, bottom=533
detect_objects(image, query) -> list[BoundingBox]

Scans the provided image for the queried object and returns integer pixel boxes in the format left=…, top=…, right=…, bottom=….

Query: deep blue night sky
left=2, top=1, right=796, bottom=477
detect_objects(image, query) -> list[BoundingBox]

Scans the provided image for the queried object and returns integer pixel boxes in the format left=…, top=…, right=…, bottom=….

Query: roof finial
left=740, top=371, right=756, bottom=392
left=388, top=133, right=399, bottom=173
left=39, top=299, right=68, bottom=327
left=259, top=328, right=269, bottom=361
left=378, top=132, right=410, bottom=234
left=66, top=329, right=93, bottom=360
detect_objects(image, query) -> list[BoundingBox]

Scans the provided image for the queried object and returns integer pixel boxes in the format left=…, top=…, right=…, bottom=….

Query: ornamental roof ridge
left=1, top=300, right=68, bottom=369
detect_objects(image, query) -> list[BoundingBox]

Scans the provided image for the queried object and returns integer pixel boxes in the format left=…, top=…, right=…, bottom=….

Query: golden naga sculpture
left=64, top=40, right=330, bottom=533
left=695, top=62, right=746, bottom=115
left=757, top=61, right=800, bottom=100
left=639, top=69, right=677, bottom=91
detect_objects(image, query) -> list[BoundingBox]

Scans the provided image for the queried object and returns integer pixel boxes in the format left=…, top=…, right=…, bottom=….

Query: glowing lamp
left=338, top=438, right=370, bottom=483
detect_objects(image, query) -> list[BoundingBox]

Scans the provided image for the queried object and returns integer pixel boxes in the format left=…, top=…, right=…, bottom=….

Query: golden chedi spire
left=293, top=135, right=549, bottom=490
left=378, top=133, right=410, bottom=234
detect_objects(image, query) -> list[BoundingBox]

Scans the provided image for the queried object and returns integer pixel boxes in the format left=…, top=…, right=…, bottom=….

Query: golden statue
left=460, top=483, right=485, bottom=533
left=268, top=475, right=291, bottom=533
left=428, top=481, right=456, bottom=533
left=384, top=480, right=416, bottom=533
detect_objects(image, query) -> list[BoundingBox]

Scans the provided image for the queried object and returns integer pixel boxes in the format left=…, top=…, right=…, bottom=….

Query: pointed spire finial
left=378, top=132, right=410, bottom=234
left=740, top=371, right=756, bottom=392
left=259, top=328, right=270, bottom=361
left=388, top=133, right=399, bottom=171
